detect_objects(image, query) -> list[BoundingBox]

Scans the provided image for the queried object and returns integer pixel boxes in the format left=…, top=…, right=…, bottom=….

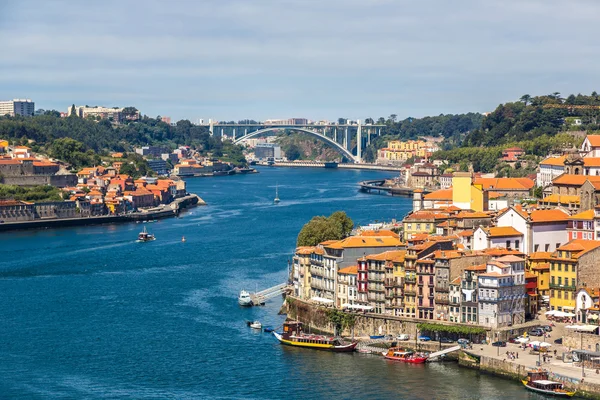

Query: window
left=551, top=276, right=555, bottom=285
left=506, top=240, right=511, bottom=248
left=535, top=244, right=539, bottom=252
left=572, top=265, right=576, bottom=272
left=571, top=292, right=575, bottom=300
left=545, top=244, right=550, bottom=251
left=558, top=291, right=562, bottom=299
left=515, top=240, right=520, bottom=249
left=558, top=264, right=562, bottom=271
left=558, top=277, right=562, bottom=285
left=556, top=243, right=560, bottom=250
left=551, top=263, right=555, bottom=271
left=572, top=278, right=576, bottom=287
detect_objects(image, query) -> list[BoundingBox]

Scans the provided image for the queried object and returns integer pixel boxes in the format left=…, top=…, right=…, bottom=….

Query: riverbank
left=267, top=161, right=404, bottom=172
left=0, top=193, right=205, bottom=232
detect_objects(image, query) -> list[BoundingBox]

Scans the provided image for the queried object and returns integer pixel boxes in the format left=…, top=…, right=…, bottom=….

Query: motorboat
left=274, top=184, right=280, bottom=204
left=272, top=321, right=357, bottom=352
left=522, top=369, right=575, bottom=397
left=382, top=347, right=428, bottom=364
left=137, top=226, right=155, bottom=242
left=250, top=321, right=262, bottom=329
left=238, top=290, right=253, bottom=306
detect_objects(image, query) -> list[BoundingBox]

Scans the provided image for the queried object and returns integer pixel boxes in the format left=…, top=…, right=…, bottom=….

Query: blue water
left=0, top=167, right=537, bottom=399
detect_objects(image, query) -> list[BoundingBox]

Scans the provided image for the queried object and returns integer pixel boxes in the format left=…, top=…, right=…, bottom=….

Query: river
left=0, top=167, right=539, bottom=399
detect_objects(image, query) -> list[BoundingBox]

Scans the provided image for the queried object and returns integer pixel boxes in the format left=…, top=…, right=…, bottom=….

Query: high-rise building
left=0, top=99, right=35, bottom=117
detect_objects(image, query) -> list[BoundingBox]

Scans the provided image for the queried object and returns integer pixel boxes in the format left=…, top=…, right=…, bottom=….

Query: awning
left=563, top=306, right=575, bottom=310
left=545, top=310, right=557, bottom=315
left=310, top=296, right=334, bottom=304
left=566, top=324, right=598, bottom=332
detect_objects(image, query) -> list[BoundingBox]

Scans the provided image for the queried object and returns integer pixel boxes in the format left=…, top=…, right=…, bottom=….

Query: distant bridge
left=200, top=121, right=385, bottom=163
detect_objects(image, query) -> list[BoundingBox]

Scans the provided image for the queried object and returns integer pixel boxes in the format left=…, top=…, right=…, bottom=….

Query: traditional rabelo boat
left=272, top=321, right=357, bottom=352
left=522, top=369, right=575, bottom=397
left=382, top=347, right=428, bottom=364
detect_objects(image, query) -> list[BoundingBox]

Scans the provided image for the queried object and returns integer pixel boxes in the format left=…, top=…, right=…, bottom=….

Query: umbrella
left=516, top=337, right=529, bottom=343
left=529, top=340, right=541, bottom=347
left=564, top=312, right=576, bottom=317
left=545, top=310, right=557, bottom=315
left=540, top=342, right=552, bottom=347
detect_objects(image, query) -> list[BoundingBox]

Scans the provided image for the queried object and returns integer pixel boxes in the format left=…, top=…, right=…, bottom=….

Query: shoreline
left=0, top=193, right=205, bottom=232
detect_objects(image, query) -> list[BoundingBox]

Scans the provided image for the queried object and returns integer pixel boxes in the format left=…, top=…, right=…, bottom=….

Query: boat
left=250, top=321, right=262, bottom=329
left=181, top=236, right=186, bottom=242
left=272, top=321, right=357, bottom=352
left=137, top=226, right=155, bottom=242
left=382, top=347, right=428, bottom=364
left=264, top=327, right=274, bottom=333
left=522, top=369, right=575, bottom=397
left=370, top=335, right=385, bottom=339
left=274, top=184, right=280, bottom=204
left=238, top=290, right=253, bottom=306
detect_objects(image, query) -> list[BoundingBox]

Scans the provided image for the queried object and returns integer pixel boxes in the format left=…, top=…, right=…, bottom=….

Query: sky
left=1, top=0, right=599, bottom=122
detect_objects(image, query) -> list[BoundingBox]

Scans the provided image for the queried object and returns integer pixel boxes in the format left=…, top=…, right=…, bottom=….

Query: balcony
left=435, top=295, right=449, bottom=304
left=405, top=276, right=416, bottom=283
left=404, top=289, right=416, bottom=296
left=384, top=279, right=395, bottom=287
left=435, top=284, right=449, bottom=292
left=449, top=298, right=460, bottom=306
left=549, top=283, right=577, bottom=290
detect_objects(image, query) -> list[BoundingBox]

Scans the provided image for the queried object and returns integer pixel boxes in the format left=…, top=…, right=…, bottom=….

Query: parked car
left=457, top=338, right=470, bottom=346
left=541, top=325, right=553, bottom=332
left=439, top=337, right=454, bottom=343
left=396, top=334, right=410, bottom=341
left=418, top=335, right=431, bottom=342
left=528, top=329, right=544, bottom=337
left=491, top=341, right=507, bottom=347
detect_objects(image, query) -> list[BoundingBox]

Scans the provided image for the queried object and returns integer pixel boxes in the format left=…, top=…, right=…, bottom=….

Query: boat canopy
left=310, top=297, right=334, bottom=304
left=533, top=380, right=559, bottom=386
left=565, top=324, right=598, bottom=332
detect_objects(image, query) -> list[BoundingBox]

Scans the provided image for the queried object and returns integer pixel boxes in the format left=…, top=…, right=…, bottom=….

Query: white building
left=473, top=226, right=524, bottom=253
left=0, top=99, right=35, bottom=117
left=495, top=207, right=568, bottom=254
left=581, top=135, right=600, bottom=157
left=537, top=156, right=566, bottom=188
left=477, top=256, right=526, bottom=328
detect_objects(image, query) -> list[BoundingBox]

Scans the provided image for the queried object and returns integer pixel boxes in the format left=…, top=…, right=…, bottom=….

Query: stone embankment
left=0, top=193, right=205, bottom=232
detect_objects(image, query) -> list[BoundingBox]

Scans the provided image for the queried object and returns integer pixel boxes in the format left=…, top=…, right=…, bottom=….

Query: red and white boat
left=382, top=347, right=428, bottom=364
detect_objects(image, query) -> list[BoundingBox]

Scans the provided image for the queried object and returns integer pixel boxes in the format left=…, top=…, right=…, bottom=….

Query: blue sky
left=1, top=0, right=599, bottom=122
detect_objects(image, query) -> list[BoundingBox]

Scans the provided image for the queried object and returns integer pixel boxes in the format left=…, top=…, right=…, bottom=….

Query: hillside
left=276, top=133, right=341, bottom=162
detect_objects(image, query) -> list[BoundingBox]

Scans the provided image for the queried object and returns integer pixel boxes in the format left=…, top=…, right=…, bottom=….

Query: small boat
left=370, top=335, right=385, bottom=339
left=137, top=226, right=155, bottom=242
left=272, top=321, right=357, bottom=352
left=250, top=321, right=262, bottom=329
left=238, top=290, right=253, bottom=306
left=181, top=236, right=186, bottom=242
left=274, top=183, right=280, bottom=204
left=522, top=369, right=575, bottom=397
left=264, top=327, right=274, bottom=333
left=382, top=347, right=428, bottom=364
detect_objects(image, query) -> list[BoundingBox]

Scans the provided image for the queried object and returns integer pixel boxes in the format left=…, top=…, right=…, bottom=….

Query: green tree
left=297, top=211, right=354, bottom=246
left=285, top=143, right=302, bottom=161
left=70, top=104, right=77, bottom=117
left=519, top=94, right=531, bottom=106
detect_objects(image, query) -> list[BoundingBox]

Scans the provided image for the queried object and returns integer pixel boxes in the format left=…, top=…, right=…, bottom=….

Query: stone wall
left=564, top=329, right=600, bottom=352
left=2, top=174, right=77, bottom=187
left=578, top=249, right=600, bottom=289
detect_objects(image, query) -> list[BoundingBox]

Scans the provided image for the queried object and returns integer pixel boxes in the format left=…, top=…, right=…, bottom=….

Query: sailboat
left=274, top=184, right=280, bottom=204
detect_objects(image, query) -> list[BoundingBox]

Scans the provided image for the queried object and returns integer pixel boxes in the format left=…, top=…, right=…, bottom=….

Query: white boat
left=250, top=321, right=262, bottom=329
left=137, top=226, right=155, bottom=242
left=274, top=184, right=280, bottom=204
left=238, top=290, right=253, bottom=306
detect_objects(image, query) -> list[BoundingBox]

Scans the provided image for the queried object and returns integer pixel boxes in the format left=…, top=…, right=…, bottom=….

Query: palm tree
left=519, top=94, right=531, bottom=106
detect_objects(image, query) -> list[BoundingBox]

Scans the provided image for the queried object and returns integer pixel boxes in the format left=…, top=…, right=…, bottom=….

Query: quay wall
left=460, top=352, right=600, bottom=399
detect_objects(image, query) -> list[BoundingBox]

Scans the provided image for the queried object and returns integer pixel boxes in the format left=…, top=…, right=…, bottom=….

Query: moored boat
left=250, top=321, right=262, bottom=329
left=521, top=369, right=575, bottom=397
left=238, top=290, right=253, bottom=306
left=382, top=347, right=428, bottom=364
left=369, top=335, right=385, bottom=339
left=273, top=321, right=357, bottom=352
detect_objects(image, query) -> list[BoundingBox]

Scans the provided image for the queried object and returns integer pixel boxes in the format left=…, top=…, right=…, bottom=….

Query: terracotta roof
left=432, top=250, right=462, bottom=259
left=528, top=252, right=553, bottom=260
left=404, top=211, right=449, bottom=221
left=424, top=189, right=453, bottom=201
left=325, top=236, right=402, bottom=249
left=465, top=263, right=487, bottom=272
left=366, top=250, right=406, bottom=261
left=295, top=246, right=316, bottom=255
left=450, top=277, right=461, bottom=285
left=455, top=211, right=491, bottom=219
left=569, top=209, right=595, bottom=221
left=503, top=147, right=524, bottom=152
left=458, top=230, right=474, bottom=237
left=495, top=255, right=525, bottom=263
left=541, top=194, right=580, bottom=204
left=529, top=209, right=569, bottom=223
left=473, top=177, right=534, bottom=190
left=338, top=265, right=358, bottom=274
left=586, top=135, right=600, bottom=147
left=531, top=263, right=550, bottom=270
left=552, top=174, right=600, bottom=186
left=482, top=226, right=523, bottom=238
left=483, top=248, right=523, bottom=256
left=555, top=240, right=600, bottom=258
left=525, top=272, right=537, bottom=279
left=358, top=230, right=400, bottom=239
left=540, top=156, right=566, bottom=167
left=583, top=158, right=600, bottom=167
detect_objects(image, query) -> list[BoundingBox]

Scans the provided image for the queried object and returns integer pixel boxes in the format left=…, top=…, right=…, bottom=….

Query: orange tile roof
left=325, top=236, right=402, bottom=249
left=525, top=272, right=537, bottom=279
left=295, top=246, right=316, bottom=255
left=473, top=177, right=534, bottom=190
left=540, top=156, right=566, bottom=167
left=552, top=174, right=600, bottom=186
left=483, top=226, right=523, bottom=238
left=529, top=209, right=569, bottom=223
left=338, top=265, right=358, bottom=274
left=404, top=211, right=449, bottom=221
left=541, top=194, right=580, bottom=204
left=366, top=250, right=406, bottom=261
left=432, top=250, right=462, bottom=259
left=483, top=248, right=523, bottom=256
left=555, top=240, right=600, bottom=259
left=531, top=263, right=550, bottom=271
left=458, top=230, right=474, bottom=237
left=586, top=135, right=600, bottom=147
left=424, top=188, right=453, bottom=201
left=584, top=158, right=600, bottom=167
left=495, top=255, right=525, bottom=263
left=455, top=211, right=491, bottom=219
left=465, top=263, right=487, bottom=272
left=528, top=252, right=553, bottom=260
left=358, top=229, right=400, bottom=239
left=569, top=209, right=595, bottom=221
left=451, top=277, right=461, bottom=284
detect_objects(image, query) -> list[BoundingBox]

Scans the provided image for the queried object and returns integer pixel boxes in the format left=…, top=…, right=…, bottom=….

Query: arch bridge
left=206, top=122, right=386, bottom=163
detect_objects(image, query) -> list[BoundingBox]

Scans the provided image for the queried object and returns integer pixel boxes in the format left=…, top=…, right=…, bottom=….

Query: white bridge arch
left=233, top=127, right=357, bottom=162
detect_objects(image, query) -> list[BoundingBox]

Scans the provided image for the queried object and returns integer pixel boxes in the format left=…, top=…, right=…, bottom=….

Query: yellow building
left=0, top=139, right=8, bottom=152
left=293, top=247, right=315, bottom=300
left=377, top=140, right=436, bottom=162
left=451, top=172, right=485, bottom=212
left=402, top=211, right=449, bottom=241
left=528, top=251, right=551, bottom=301
left=549, top=240, right=600, bottom=312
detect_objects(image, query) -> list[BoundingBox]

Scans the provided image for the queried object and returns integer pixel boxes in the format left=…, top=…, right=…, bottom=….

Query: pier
left=358, top=180, right=428, bottom=196
left=249, top=283, right=291, bottom=306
